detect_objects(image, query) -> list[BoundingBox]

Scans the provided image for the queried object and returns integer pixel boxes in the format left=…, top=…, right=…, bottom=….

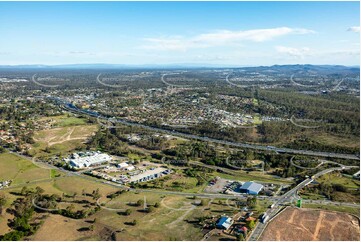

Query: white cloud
left=141, top=27, right=315, bottom=51
left=347, top=26, right=360, bottom=33
left=275, top=46, right=311, bottom=58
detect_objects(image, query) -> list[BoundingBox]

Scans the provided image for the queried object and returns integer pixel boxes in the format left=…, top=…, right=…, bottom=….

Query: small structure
left=126, top=165, right=135, bottom=171
left=238, top=181, right=263, bottom=195
left=236, top=225, right=248, bottom=235
left=216, top=216, right=233, bottom=230
left=245, top=217, right=256, bottom=222
left=117, top=162, right=129, bottom=169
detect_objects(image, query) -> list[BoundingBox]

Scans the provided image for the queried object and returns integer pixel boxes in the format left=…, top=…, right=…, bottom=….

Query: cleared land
left=260, top=207, right=360, bottom=241
left=30, top=124, right=98, bottom=157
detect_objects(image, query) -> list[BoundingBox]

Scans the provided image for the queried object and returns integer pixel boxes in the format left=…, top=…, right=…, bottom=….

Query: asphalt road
left=248, top=164, right=359, bottom=241
left=50, top=96, right=359, bottom=161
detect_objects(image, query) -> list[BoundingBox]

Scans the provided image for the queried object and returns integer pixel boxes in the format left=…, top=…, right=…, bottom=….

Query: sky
left=0, top=1, right=359, bottom=66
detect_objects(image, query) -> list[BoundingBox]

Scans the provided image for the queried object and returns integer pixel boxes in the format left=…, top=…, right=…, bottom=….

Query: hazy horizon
left=0, top=1, right=359, bottom=66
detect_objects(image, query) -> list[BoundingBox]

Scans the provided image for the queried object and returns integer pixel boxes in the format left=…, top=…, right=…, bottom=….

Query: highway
left=49, top=96, right=359, bottom=161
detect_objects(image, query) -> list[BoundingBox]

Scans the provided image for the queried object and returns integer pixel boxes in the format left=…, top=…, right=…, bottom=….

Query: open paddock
left=260, top=207, right=360, bottom=241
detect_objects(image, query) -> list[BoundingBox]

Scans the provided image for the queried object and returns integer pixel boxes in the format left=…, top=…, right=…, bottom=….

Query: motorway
left=49, top=96, right=359, bottom=161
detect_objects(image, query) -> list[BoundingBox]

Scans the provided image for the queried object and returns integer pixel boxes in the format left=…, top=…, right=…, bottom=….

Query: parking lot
left=204, top=177, right=230, bottom=193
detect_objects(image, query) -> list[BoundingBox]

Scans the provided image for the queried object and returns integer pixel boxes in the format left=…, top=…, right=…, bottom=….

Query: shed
left=238, top=181, right=263, bottom=195
left=216, top=216, right=233, bottom=230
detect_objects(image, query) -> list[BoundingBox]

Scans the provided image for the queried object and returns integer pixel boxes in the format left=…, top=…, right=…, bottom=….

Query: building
left=235, top=225, right=248, bottom=235
left=69, top=151, right=112, bottom=169
left=238, top=181, right=263, bottom=195
left=129, top=167, right=170, bottom=183
left=216, top=216, right=233, bottom=230
left=126, top=165, right=135, bottom=171
left=117, top=162, right=129, bottom=169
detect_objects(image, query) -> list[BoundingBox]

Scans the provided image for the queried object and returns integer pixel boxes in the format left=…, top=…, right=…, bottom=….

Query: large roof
left=240, top=181, right=263, bottom=193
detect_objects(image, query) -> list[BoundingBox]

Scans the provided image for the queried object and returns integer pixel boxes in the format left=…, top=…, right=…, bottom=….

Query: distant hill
left=0, top=63, right=359, bottom=73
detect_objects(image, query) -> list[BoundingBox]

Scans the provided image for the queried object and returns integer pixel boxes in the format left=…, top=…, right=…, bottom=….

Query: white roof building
left=117, top=162, right=129, bottom=168
left=69, top=152, right=112, bottom=169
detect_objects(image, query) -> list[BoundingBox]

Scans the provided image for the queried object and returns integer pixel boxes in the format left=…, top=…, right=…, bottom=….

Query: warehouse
left=69, top=151, right=112, bottom=169
left=238, top=181, right=263, bottom=195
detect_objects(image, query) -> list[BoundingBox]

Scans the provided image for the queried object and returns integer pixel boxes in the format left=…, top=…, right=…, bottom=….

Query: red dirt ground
left=260, top=207, right=360, bottom=241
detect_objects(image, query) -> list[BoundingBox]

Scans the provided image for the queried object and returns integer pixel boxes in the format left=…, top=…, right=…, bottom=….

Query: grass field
left=302, top=203, right=360, bottom=216
left=39, top=115, right=88, bottom=127
left=0, top=152, right=50, bottom=185
left=213, top=170, right=292, bottom=184
left=317, top=172, right=360, bottom=189
left=30, top=124, right=98, bottom=157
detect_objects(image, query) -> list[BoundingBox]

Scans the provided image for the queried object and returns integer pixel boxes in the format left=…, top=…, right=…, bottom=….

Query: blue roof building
left=216, top=216, right=233, bottom=230
left=239, top=181, right=263, bottom=195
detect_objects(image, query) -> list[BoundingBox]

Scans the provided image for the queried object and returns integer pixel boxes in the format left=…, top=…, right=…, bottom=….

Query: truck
left=261, top=213, right=270, bottom=224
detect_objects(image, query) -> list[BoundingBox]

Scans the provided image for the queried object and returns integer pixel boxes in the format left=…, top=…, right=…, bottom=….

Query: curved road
left=52, top=96, right=359, bottom=161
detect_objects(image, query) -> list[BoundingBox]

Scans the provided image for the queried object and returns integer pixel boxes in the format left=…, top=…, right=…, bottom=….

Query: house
left=216, top=216, right=233, bottom=230
left=238, top=181, right=263, bottom=195
left=245, top=217, right=256, bottom=222
left=236, top=225, right=248, bottom=235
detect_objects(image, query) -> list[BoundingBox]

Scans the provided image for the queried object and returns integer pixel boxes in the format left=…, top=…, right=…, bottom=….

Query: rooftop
left=240, top=181, right=263, bottom=193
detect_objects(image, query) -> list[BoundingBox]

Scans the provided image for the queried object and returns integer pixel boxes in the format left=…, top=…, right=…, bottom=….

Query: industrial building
left=129, top=167, right=170, bottom=183
left=68, top=151, right=112, bottom=169
left=216, top=216, right=233, bottom=230
left=238, top=181, right=263, bottom=195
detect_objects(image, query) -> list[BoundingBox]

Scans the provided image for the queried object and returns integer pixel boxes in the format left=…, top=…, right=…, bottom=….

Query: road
left=48, top=96, right=359, bottom=161
left=248, top=164, right=359, bottom=241
left=161, top=73, right=190, bottom=88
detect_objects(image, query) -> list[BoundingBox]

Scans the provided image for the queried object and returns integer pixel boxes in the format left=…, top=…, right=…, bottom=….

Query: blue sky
left=0, top=1, right=359, bottom=66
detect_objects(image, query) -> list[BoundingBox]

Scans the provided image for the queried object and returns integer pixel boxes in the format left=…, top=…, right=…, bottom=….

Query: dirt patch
left=260, top=207, right=360, bottom=241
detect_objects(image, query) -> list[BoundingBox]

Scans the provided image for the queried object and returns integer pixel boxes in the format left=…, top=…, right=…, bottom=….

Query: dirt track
left=260, top=207, right=360, bottom=241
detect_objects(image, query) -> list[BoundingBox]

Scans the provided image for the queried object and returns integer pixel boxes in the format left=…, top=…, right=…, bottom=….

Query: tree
left=35, top=186, right=44, bottom=195
left=20, top=186, right=28, bottom=196
left=92, top=189, right=101, bottom=200
left=89, top=224, right=94, bottom=231
left=146, top=206, right=154, bottom=213
left=66, top=204, right=75, bottom=213
left=124, top=209, right=132, bottom=216
left=246, top=197, right=257, bottom=208
left=136, top=199, right=144, bottom=207
left=0, top=194, right=6, bottom=215
left=154, top=202, right=160, bottom=208
left=246, top=220, right=255, bottom=229
left=237, top=233, right=245, bottom=241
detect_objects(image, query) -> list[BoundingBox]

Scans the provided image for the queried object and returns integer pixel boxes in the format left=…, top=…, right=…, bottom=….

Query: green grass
left=252, top=98, right=259, bottom=106
left=127, top=153, right=142, bottom=161
left=253, top=114, right=262, bottom=125
left=41, top=115, right=87, bottom=127
left=317, top=172, right=360, bottom=189
left=0, top=152, right=50, bottom=185
left=300, top=192, right=326, bottom=200
left=302, top=203, right=360, bottom=216
left=94, top=192, right=205, bottom=240
left=213, top=171, right=292, bottom=185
